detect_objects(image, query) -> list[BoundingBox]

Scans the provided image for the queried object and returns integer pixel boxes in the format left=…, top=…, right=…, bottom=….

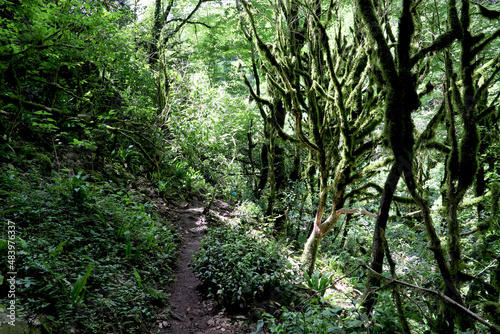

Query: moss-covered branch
left=363, top=265, right=500, bottom=333
left=0, top=93, right=72, bottom=116
left=410, top=29, right=461, bottom=66
left=415, top=104, right=445, bottom=151
left=355, top=0, right=397, bottom=85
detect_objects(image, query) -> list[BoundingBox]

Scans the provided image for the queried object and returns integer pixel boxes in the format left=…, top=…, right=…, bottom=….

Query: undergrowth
left=0, top=163, right=179, bottom=333
left=192, top=226, right=296, bottom=309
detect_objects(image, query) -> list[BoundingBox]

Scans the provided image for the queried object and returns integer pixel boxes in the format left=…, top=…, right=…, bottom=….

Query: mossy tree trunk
left=267, top=99, right=288, bottom=233
left=356, top=0, right=500, bottom=330
left=149, top=0, right=211, bottom=115
left=361, top=162, right=402, bottom=313
left=241, top=0, right=382, bottom=274
left=439, top=1, right=500, bottom=329
left=355, top=0, right=468, bottom=328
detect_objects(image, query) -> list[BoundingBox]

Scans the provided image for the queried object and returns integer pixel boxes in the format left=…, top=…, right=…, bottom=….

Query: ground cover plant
left=0, top=160, right=178, bottom=333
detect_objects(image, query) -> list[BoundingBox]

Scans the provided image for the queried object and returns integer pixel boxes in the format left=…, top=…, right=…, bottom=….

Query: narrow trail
left=151, top=198, right=255, bottom=334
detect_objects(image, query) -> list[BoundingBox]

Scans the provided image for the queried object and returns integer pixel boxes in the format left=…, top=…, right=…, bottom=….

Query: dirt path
left=151, top=198, right=256, bottom=334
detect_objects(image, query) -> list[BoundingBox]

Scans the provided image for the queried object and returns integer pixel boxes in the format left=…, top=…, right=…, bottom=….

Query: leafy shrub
left=261, top=303, right=368, bottom=334
left=371, top=291, right=401, bottom=333
left=192, top=226, right=291, bottom=309
left=302, top=270, right=334, bottom=298
left=259, top=285, right=400, bottom=333
left=237, top=200, right=264, bottom=220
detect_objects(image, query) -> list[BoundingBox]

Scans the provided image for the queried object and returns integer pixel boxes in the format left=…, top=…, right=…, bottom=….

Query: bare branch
left=335, top=207, right=378, bottom=219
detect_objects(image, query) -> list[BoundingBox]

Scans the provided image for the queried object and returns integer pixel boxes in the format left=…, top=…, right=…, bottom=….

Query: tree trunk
left=272, top=144, right=287, bottom=234
left=340, top=213, right=351, bottom=249
left=289, top=145, right=301, bottom=182
left=301, top=229, right=323, bottom=276
left=301, top=177, right=329, bottom=275
left=474, top=158, right=486, bottom=216
left=255, top=143, right=269, bottom=199
left=149, top=0, right=162, bottom=65
left=362, top=163, right=401, bottom=313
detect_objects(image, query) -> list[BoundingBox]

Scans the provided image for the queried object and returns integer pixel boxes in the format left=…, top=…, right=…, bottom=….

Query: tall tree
left=356, top=0, right=500, bottom=331
left=148, top=0, right=212, bottom=115
left=438, top=1, right=500, bottom=330
left=355, top=0, right=464, bottom=319
left=240, top=0, right=383, bottom=274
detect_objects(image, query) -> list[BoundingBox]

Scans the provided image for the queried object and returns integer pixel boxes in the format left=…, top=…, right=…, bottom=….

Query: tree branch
left=165, top=19, right=212, bottom=29
left=335, top=207, right=378, bottom=219
left=163, top=0, right=213, bottom=43
left=0, top=94, right=71, bottom=116
left=410, top=29, right=460, bottom=66
left=363, top=265, right=500, bottom=333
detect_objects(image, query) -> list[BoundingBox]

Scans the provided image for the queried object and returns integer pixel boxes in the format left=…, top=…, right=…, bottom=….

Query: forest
left=1, top=0, right=500, bottom=333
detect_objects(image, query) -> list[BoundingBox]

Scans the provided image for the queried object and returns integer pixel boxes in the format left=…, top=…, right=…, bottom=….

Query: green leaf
left=133, top=267, right=143, bottom=289
left=70, top=262, right=93, bottom=304
left=250, top=319, right=264, bottom=334
left=34, top=110, right=52, bottom=115
left=50, top=240, right=67, bottom=258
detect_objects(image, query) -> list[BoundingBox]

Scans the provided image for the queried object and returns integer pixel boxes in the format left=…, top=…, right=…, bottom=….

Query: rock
left=207, top=319, right=215, bottom=326
left=170, top=311, right=183, bottom=321
left=0, top=311, right=42, bottom=334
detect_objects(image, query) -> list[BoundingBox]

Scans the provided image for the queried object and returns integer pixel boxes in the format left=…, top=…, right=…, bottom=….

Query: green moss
left=457, top=123, right=480, bottom=192
left=355, top=111, right=383, bottom=139
left=362, top=157, right=394, bottom=175
left=32, top=153, right=52, bottom=176
left=483, top=301, right=500, bottom=324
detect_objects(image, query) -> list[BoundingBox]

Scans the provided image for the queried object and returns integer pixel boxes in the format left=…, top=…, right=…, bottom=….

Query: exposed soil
left=149, top=197, right=258, bottom=334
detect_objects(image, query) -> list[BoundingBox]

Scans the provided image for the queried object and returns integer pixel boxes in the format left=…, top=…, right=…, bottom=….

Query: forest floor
left=148, top=196, right=259, bottom=334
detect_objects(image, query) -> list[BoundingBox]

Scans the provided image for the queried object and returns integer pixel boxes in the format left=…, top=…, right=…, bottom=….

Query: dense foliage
left=192, top=226, right=293, bottom=309
left=0, top=161, right=178, bottom=332
left=1, top=0, right=500, bottom=333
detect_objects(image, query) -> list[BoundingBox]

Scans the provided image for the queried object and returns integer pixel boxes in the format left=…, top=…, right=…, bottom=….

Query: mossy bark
left=356, top=0, right=467, bottom=326
left=242, top=0, right=380, bottom=275
left=301, top=228, right=323, bottom=276
left=362, top=163, right=401, bottom=313
left=438, top=2, right=487, bottom=330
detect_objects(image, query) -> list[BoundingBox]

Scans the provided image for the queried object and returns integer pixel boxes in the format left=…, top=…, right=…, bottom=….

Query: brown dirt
left=149, top=198, right=258, bottom=334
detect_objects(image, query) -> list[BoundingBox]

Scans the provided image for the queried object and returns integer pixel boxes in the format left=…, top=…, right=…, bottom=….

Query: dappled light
left=1, top=0, right=500, bottom=333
